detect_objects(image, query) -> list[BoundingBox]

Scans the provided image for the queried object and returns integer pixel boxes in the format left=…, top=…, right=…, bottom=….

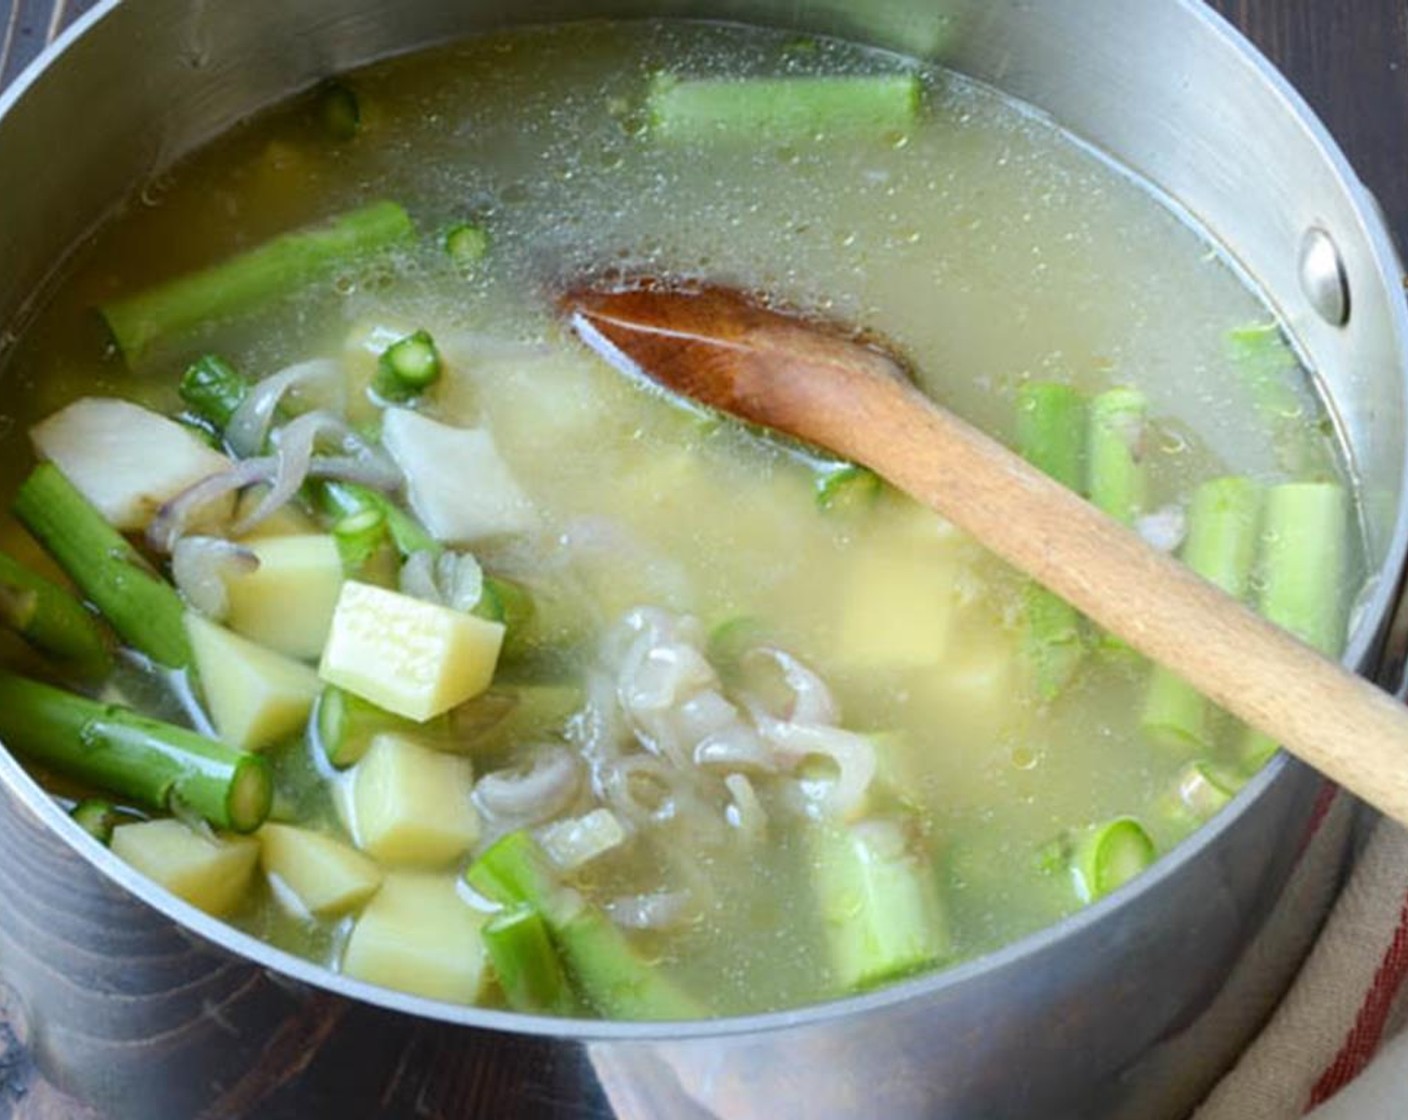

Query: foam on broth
left=0, top=21, right=1349, bottom=1015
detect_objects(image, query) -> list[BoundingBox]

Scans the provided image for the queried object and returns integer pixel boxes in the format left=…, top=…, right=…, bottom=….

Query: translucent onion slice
left=225, top=358, right=342, bottom=458
left=604, top=889, right=697, bottom=932
left=474, top=745, right=582, bottom=825
left=147, top=456, right=276, bottom=553
left=171, top=536, right=259, bottom=620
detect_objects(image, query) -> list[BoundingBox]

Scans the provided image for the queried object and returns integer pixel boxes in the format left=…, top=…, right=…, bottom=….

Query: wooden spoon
left=561, top=281, right=1408, bottom=826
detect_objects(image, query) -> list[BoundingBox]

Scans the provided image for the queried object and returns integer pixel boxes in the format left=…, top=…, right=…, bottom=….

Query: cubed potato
left=259, top=822, right=383, bottom=917
left=319, top=581, right=504, bottom=721
left=835, top=542, right=959, bottom=671
left=111, top=819, right=259, bottom=917
left=342, top=871, right=488, bottom=1003
left=381, top=408, right=536, bottom=544
left=352, top=732, right=479, bottom=865
left=30, top=398, right=232, bottom=531
left=187, top=613, right=322, bottom=751
left=224, top=534, right=345, bottom=660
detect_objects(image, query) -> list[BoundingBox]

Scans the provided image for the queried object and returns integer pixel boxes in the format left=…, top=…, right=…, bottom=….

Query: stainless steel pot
left=1, top=2, right=1406, bottom=1118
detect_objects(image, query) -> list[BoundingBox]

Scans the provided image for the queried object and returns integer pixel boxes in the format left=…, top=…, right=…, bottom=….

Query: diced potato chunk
left=381, top=408, right=536, bottom=544
left=30, top=398, right=232, bottom=530
left=319, top=581, right=504, bottom=721
left=342, top=872, right=488, bottom=1003
left=259, top=822, right=383, bottom=917
left=224, top=534, right=345, bottom=660
left=111, top=819, right=259, bottom=917
left=352, top=732, right=479, bottom=865
left=186, top=613, right=322, bottom=751
left=835, top=543, right=959, bottom=671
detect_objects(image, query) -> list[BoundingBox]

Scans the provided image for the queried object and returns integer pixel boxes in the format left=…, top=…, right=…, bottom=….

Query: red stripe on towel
left=1297, top=783, right=1339, bottom=859
left=1306, top=889, right=1408, bottom=1110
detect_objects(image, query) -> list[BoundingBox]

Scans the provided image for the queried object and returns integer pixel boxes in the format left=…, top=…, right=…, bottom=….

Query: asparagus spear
left=1087, top=387, right=1149, bottom=527
left=102, top=200, right=417, bottom=358
left=444, top=223, right=490, bottom=268
left=648, top=73, right=922, bottom=142
left=467, top=830, right=704, bottom=1020
left=70, top=798, right=122, bottom=845
left=1071, top=817, right=1155, bottom=904
left=14, top=464, right=192, bottom=669
left=1142, top=476, right=1262, bottom=752
left=0, top=672, right=271, bottom=832
left=810, top=816, right=948, bottom=991
left=1240, top=482, right=1350, bottom=771
left=0, top=549, right=112, bottom=677
left=372, top=329, right=443, bottom=403
left=179, top=354, right=248, bottom=430
left=483, top=905, right=578, bottom=1016
left=1016, top=382, right=1086, bottom=698
left=313, top=684, right=448, bottom=768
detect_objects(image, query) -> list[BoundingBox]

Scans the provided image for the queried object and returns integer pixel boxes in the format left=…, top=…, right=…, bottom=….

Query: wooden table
left=0, top=1, right=1405, bottom=1117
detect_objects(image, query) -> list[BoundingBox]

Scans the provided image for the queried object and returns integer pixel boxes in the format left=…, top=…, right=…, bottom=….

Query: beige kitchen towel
left=1198, top=816, right=1408, bottom=1119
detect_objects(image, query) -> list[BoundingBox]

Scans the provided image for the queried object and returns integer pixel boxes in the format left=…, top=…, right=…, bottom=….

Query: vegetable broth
left=0, top=20, right=1353, bottom=1016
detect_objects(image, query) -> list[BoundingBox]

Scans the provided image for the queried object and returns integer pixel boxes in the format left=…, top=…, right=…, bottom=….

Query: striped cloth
left=1198, top=812, right=1408, bottom=1119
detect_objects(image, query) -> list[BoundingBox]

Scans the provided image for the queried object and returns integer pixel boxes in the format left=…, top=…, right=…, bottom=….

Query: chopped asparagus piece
left=373, top=329, right=443, bottom=403
left=1240, top=482, right=1350, bottom=770
left=179, top=354, right=248, bottom=431
left=321, top=480, right=440, bottom=558
left=810, top=816, right=948, bottom=991
left=467, top=830, right=703, bottom=1019
left=70, top=798, right=122, bottom=845
left=14, top=464, right=192, bottom=669
left=316, top=80, right=360, bottom=141
left=814, top=463, right=882, bottom=513
left=647, top=73, right=923, bottom=142
left=483, top=905, right=578, bottom=1015
left=1087, top=388, right=1149, bottom=527
left=1142, top=477, right=1262, bottom=752
left=101, top=200, right=416, bottom=358
left=0, top=549, right=111, bottom=677
left=1016, top=382, right=1086, bottom=698
left=1071, top=817, right=1155, bottom=903
left=444, top=223, right=490, bottom=267
left=0, top=671, right=271, bottom=832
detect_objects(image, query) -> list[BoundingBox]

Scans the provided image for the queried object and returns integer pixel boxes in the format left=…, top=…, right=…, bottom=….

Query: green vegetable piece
left=101, top=200, right=417, bottom=359
left=1087, top=387, right=1148, bottom=527
left=14, top=464, right=192, bottom=670
left=321, top=481, right=440, bottom=558
left=444, top=223, right=490, bottom=267
left=373, top=329, right=443, bottom=402
left=317, top=80, right=361, bottom=141
left=1239, top=482, right=1350, bottom=771
left=1160, top=760, right=1242, bottom=830
left=332, top=507, right=391, bottom=576
left=0, top=671, right=271, bottom=832
left=314, top=685, right=442, bottom=769
left=1071, top=817, right=1155, bottom=903
left=1142, top=477, right=1262, bottom=752
left=467, top=830, right=704, bottom=1020
left=814, top=463, right=882, bottom=514
left=810, top=816, right=949, bottom=991
left=1015, top=382, right=1087, bottom=699
left=647, top=73, right=922, bottom=142
left=70, top=798, right=122, bottom=845
left=483, top=905, right=578, bottom=1016
left=475, top=575, right=535, bottom=631
left=0, top=549, right=112, bottom=678
left=179, top=354, right=249, bottom=431
left=1227, top=321, right=1316, bottom=473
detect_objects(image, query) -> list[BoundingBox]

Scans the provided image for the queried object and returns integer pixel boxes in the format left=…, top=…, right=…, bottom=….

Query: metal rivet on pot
left=1299, top=227, right=1350, bottom=327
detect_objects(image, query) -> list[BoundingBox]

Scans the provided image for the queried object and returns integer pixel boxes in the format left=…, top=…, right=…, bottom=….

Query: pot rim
left=0, top=0, right=1403, bottom=1043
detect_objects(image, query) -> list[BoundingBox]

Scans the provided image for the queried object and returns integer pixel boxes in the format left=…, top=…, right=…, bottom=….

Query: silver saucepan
left=1, top=2, right=1405, bottom=1117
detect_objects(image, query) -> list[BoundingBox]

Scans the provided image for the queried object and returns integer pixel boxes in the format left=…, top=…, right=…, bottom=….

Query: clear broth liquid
left=0, top=20, right=1349, bottom=1015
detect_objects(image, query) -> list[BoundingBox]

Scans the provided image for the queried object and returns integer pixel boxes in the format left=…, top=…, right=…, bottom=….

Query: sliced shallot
left=171, top=536, right=259, bottom=620
left=474, top=745, right=582, bottom=825
left=225, top=358, right=342, bottom=458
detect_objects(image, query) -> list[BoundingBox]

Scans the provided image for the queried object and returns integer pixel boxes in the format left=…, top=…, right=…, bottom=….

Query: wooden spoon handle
left=564, top=283, right=1408, bottom=826
left=819, top=370, right=1408, bottom=822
